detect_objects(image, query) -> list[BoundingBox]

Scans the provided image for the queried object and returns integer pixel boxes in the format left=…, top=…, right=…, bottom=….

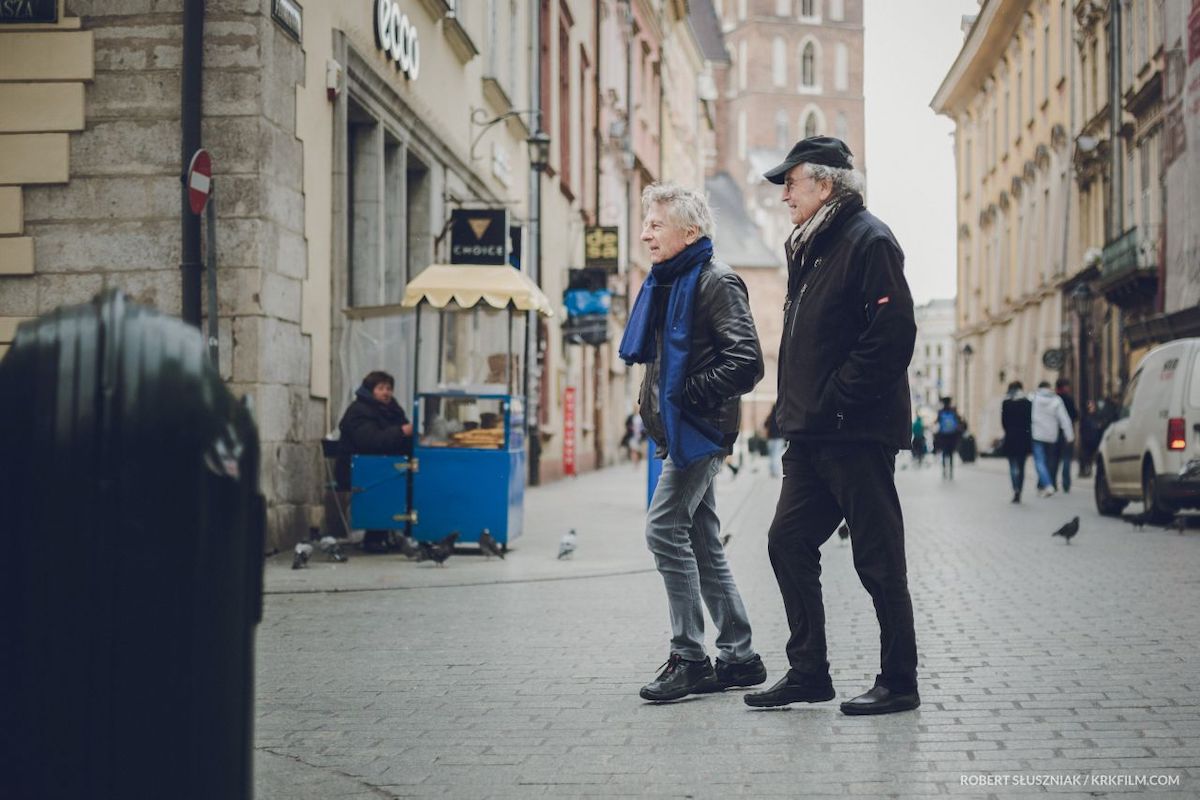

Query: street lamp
left=961, top=343, right=974, bottom=423
left=525, top=128, right=551, bottom=485
left=1071, top=282, right=1094, bottom=474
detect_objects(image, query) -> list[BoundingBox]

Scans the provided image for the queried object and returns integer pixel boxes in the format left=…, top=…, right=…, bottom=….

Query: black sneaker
left=639, top=654, right=716, bottom=702
left=693, top=654, right=768, bottom=693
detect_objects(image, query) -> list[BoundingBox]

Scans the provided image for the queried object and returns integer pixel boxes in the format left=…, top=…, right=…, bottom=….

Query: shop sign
left=271, top=0, right=302, bottom=43
left=450, top=208, right=507, bottom=264
left=0, top=0, right=56, bottom=23
left=584, top=226, right=619, bottom=272
left=563, top=386, right=577, bottom=476
left=375, top=0, right=420, bottom=80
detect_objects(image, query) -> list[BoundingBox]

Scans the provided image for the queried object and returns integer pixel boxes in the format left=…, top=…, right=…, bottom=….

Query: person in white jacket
left=1030, top=381, right=1074, bottom=497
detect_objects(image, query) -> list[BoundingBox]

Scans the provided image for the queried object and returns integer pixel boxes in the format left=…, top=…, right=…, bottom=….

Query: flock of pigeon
left=291, top=507, right=1195, bottom=570
left=291, top=527, right=581, bottom=568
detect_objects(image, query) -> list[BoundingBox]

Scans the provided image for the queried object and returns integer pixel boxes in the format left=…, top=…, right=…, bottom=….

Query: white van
left=1094, top=338, right=1200, bottom=521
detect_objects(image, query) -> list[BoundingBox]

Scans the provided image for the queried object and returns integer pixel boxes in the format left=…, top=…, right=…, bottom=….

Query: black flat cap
left=763, top=136, right=854, bottom=184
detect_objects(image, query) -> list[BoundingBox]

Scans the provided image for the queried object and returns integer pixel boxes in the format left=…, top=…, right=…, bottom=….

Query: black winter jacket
left=334, top=387, right=413, bottom=490
left=777, top=201, right=916, bottom=450
left=1001, top=396, right=1033, bottom=457
left=638, top=258, right=764, bottom=457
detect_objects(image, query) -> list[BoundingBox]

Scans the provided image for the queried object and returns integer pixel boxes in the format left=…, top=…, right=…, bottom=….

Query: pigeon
left=319, top=535, right=348, bottom=562
left=418, top=530, right=459, bottom=566
left=1123, top=510, right=1153, bottom=530
left=558, top=529, right=577, bottom=560
left=1051, top=516, right=1080, bottom=544
left=478, top=529, right=505, bottom=559
left=837, top=522, right=850, bottom=544
left=291, top=542, right=313, bottom=569
left=394, top=533, right=421, bottom=559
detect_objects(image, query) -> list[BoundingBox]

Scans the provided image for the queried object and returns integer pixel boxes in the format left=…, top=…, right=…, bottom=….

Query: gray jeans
left=645, top=455, right=756, bottom=663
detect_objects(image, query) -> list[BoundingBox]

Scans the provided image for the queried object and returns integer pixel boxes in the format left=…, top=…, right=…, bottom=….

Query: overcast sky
left=863, top=0, right=980, bottom=305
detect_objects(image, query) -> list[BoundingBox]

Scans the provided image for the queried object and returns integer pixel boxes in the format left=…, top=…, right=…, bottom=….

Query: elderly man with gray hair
left=744, top=136, right=921, bottom=715
left=619, top=181, right=766, bottom=702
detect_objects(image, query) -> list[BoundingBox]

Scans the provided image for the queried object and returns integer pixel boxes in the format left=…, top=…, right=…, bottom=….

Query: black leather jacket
left=777, top=202, right=916, bottom=450
left=638, top=258, right=764, bottom=457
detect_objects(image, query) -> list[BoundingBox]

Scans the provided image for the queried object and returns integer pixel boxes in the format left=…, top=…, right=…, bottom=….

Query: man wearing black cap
left=743, top=136, right=921, bottom=715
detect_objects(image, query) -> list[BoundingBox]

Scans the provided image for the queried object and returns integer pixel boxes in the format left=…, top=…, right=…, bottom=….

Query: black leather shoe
left=743, top=672, right=834, bottom=707
left=639, top=654, right=716, bottom=702
left=693, top=654, right=768, bottom=693
left=840, top=684, right=920, bottom=715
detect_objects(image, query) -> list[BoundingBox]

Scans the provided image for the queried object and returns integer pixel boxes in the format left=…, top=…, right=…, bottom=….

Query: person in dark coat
left=1000, top=381, right=1033, bottom=503
left=335, top=370, right=413, bottom=492
left=1050, top=377, right=1079, bottom=492
left=744, top=136, right=920, bottom=716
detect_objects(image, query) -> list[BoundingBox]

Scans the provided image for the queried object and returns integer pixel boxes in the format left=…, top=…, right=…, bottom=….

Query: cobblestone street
left=255, top=456, right=1200, bottom=798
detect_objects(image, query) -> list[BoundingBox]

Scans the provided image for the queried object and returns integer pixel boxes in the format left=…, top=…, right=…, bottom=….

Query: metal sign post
left=205, top=192, right=219, bottom=365
left=186, top=149, right=218, bottom=364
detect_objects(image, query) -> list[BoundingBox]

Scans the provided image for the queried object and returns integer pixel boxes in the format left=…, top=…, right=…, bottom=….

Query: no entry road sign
left=187, top=149, right=212, bottom=215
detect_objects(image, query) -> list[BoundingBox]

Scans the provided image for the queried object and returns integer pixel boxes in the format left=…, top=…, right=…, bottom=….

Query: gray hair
left=641, top=182, right=716, bottom=238
left=804, top=162, right=866, bottom=196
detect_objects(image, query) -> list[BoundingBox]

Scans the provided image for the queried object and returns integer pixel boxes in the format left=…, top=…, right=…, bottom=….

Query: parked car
left=1094, top=338, right=1200, bottom=521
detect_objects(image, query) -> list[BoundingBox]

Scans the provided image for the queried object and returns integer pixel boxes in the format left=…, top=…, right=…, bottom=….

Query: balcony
left=1097, top=227, right=1158, bottom=309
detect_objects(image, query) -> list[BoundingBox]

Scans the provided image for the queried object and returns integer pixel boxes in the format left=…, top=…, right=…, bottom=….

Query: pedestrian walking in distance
left=1000, top=381, right=1033, bottom=503
left=746, top=136, right=920, bottom=715
left=618, top=181, right=767, bottom=702
left=1051, top=378, right=1080, bottom=492
left=1031, top=381, right=1074, bottom=497
left=933, top=397, right=963, bottom=480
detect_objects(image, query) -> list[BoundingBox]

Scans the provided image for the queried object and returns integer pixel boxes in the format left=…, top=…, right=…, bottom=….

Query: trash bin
left=958, top=432, right=978, bottom=463
left=0, top=290, right=265, bottom=800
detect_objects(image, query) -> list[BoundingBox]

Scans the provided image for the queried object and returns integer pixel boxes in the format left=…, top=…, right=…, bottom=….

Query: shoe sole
left=743, top=686, right=836, bottom=707
left=691, top=673, right=768, bottom=694
left=639, top=685, right=699, bottom=702
left=839, top=697, right=921, bottom=716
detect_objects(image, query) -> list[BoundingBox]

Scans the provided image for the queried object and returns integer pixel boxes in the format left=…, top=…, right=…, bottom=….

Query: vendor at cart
left=335, top=370, right=414, bottom=491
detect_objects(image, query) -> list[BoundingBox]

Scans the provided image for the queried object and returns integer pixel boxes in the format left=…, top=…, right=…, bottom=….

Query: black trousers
left=767, top=440, right=919, bottom=691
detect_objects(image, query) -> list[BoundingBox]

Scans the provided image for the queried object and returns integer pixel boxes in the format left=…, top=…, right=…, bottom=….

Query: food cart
left=349, top=265, right=553, bottom=548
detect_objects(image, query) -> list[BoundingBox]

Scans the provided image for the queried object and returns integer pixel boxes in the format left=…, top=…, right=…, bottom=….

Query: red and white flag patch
left=876, top=296, right=890, bottom=305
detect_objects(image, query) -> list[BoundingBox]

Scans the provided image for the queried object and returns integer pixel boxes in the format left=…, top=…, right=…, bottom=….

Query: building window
left=738, top=109, right=747, bottom=159
left=776, top=109, right=789, bottom=148
left=738, top=0, right=746, bottom=21
left=1060, top=1, right=1069, bottom=78
left=835, top=43, right=848, bottom=91
left=773, top=37, right=786, bottom=86
left=801, top=41, right=817, bottom=87
left=804, top=110, right=819, bottom=137
left=800, top=0, right=816, bottom=19
left=775, top=0, right=790, bottom=16
left=1043, top=23, right=1050, bottom=99
left=829, top=0, right=843, bottom=21
left=739, top=40, right=747, bottom=90
left=835, top=111, right=848, bottom=142
left=558, top=5, right=572, bottom=197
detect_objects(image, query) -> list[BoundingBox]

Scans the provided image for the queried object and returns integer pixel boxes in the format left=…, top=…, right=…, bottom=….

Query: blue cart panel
left=349, top=455, right=411, bottom=530
left=411, top=447, right=523, bottom=544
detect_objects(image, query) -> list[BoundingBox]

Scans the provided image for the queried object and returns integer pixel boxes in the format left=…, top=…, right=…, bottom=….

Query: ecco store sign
left=374, top=0, right=420, bottom=80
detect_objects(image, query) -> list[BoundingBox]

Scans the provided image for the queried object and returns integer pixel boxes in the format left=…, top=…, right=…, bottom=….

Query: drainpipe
left=527, top=1, right=543, bottom=485
left=180, top=0, right=203, bottom=327
left=1108, top=0, right=1123, bottom=239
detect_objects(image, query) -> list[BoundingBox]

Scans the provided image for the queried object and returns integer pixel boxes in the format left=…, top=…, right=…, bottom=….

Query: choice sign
left=374, top=0, right=420, bottom=80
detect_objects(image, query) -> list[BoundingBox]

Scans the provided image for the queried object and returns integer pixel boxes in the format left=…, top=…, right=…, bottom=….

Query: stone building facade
left=0, top=0, right=728, bottom=548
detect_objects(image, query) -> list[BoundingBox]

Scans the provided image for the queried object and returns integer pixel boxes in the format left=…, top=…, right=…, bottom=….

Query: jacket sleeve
left=683, top=271, right=764, bottom=409
left=824, top=239, right=917, bottom=410
left=1056, top=398, right=1075, bottom=443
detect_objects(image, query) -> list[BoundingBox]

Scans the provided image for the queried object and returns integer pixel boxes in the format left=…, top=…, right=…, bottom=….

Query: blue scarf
left=619, top=237, right=723, bottom=468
